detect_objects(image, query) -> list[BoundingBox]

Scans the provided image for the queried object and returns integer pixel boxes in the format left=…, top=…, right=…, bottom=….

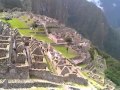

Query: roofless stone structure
left=0, top=21, right=88, bottom=88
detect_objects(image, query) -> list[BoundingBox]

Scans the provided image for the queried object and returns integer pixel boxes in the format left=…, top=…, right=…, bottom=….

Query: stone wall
left=15, top=66, right=29, bottom=79
left=0, top=43, right=8, bottom=48
left=0, top=49, right=8, bottom=57
left=30, top=69, right=64, bottom=83
left=0, top=79, right=59, bottom=89
left=16, top=53, right=26, bottom=64
left=0, top=58, right=8, bottom=76
left=32, top=55, right=43, bottom=62
left=31, top=62, right=47, bottom=69
left=30, top=69, right=88, bottom=85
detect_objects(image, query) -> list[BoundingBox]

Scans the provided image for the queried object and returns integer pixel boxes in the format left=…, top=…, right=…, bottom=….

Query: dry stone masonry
left=0, top=20, right=88, bottom=88
left=0, top=12, right=115, bottom=90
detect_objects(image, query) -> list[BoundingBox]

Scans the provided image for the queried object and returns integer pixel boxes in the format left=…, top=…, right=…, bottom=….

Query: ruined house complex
left=0, top=20, right=88, bottom=87
left=0, top=12, right=115, bottom=90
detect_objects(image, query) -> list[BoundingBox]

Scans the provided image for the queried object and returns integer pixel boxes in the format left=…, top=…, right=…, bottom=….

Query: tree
left=65, top=37, right=72, bottom=45
left=31, top=21, right=39, bottom=34
left=65, top=37, right=72, bottom=53
left=31, top=22, right=38, bottom=29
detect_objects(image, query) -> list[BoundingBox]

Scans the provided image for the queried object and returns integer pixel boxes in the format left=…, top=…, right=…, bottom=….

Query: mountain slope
left=87, top=0, right=120, bottom=28
left=31, top=0, right=109, bottom=47
left=28, top=0, right=120, bottom=59
left=0, top=0, right=22, bottom=9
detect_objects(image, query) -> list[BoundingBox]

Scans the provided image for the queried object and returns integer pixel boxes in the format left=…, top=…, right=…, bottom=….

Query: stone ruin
left=0, top=20, right=87, bottom=85
left=0, top=13, right=115, bottom=87
left=0, top=21, right=88, bottom=86
left=29, top=39, right=48, bottom=70
left=0, top=21, right=29, bottom=79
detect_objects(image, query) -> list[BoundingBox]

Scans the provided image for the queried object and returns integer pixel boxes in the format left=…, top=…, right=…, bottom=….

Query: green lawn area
left=0, top=19, right=6, bottom=22
left=0, top=17, right=53, bottom=43
left=34, top=34, right=53, bottom=43
left=7, top=18, right=29, bottom=29
left=19, top=29, right=53, bottom=43
left=20, top=15, right=34, bottom=25
left=53, top=45, right=77, bottom=59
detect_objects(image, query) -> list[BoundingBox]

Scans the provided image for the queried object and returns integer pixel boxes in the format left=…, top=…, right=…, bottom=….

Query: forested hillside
left=29, top=0, right=120, bottom=59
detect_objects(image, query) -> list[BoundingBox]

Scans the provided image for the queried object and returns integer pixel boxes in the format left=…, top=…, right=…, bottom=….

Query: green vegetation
left=44, top=55, right=56, bottom=73
left=20, top=15, right=34, bottom=25
left=96, top=50, right=120, bottom=85
left=34, top=34, right=53, bottom=43
left=1, top=12, right=119, bottom=87
left=53, top=45, right=77, bottom=59
left=1, top=17, right=53, bottom=43
left=105, top=57, right=120, bottom=86
left=1, top=18, right=29, bottom=28
left=91, top=47, right=120, bottom=86
left=7, top=18, right=29, bottom=28
left=19, top=29, right=53, bottom=43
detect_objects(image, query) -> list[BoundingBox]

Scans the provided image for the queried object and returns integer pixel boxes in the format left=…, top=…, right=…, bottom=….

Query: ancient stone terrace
left=47, top=45, right=81, bottom=77
left=10, top=36, right=29, bottom=79
left=26, top=39, right=87, bottom=85
left=33, top=15, right=59, bottom=27
left=49, top=33, right=66, bottom=44
left=1, top=20, right=89, bottom=88
left=46, top=25, right=91, bottom=65
left=0, top=43, right=10, bottom=76
left=0, top=21, right=13, bottom=78
left=29, top=39, right=48, bottom=70
left=0, top=36, right=11, bottom=43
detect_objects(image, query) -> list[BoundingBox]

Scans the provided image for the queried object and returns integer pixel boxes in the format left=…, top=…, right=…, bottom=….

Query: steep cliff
left=29, top=0, right=120, bottom=59
left=30, top=0, right=109, bottom=47
left=0, top=0, right=22, bottom=9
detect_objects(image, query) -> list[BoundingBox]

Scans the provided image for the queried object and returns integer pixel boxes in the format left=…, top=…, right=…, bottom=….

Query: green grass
left=19, top=29, right=53, bottom=43
left=81, top=71, right=104, bottom=89
left=7, top=18, right=29, bottom=29
left=0, top=18, right=7, bottom=22
left=53, top=45, right=77, bottom=59
left=44, top=55, right=57, bottom=73
left=20, top=15, right=34, bottom=25
left=34, top=34, right=53, bottom=43
left=19, top=29, right=32, bottom=36
left=0, top=17, right=53, bottom=43
left=91, top=47, right=120, bottom=86
left=0, top=18, right=29, bottom=28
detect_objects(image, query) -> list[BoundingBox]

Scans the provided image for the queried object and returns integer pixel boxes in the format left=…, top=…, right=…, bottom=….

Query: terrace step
left=0, top=79, right=60, bottom=89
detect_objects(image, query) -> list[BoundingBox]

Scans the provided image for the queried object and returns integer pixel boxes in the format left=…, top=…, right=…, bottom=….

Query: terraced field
left=2, top=16, right=77, bottom=58
left=53, top=45, right=77, bottom=59
left=1, top=17, right=53, bottom=43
